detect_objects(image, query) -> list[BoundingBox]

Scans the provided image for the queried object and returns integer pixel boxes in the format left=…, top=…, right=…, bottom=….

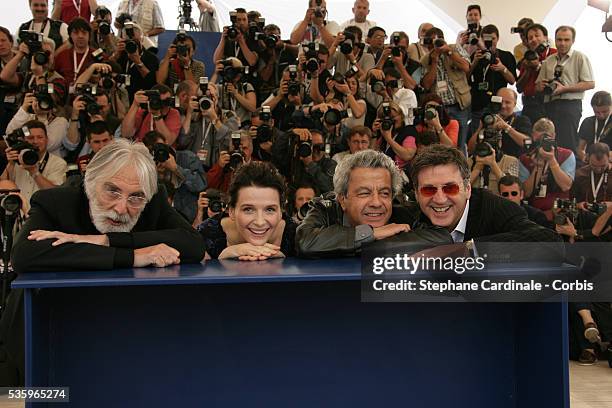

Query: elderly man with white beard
left=11, top=139, right=206, bottom=273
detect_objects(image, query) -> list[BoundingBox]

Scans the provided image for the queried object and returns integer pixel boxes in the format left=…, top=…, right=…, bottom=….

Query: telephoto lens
left=297, top=141, right=312, bottom=158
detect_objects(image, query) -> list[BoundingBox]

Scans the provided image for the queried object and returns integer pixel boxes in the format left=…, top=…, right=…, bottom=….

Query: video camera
left=543, top=65, right=563, bottom=96
left=553, top=198, right=578, bottom=226
left=3, top=127, right=39, bottom=166
left=467, top=23, right=479, bottom=46
left=302, top=42, right=320, bottom=73
left=19, top=30, right=49, bottom=66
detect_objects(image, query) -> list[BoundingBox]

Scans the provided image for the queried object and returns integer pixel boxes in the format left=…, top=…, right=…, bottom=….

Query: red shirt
left=416, top=120, right=459, bottom=147
left=54, top=47, right=97, bottom=85
left=519, top=47, right=557, bottom=97
left=59, top=0, right=92, bottom=24
left=133, top=108, right=182, bottom=145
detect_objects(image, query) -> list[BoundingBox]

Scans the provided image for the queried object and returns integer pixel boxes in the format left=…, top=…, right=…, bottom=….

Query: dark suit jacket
left=12, top=186, right=206, bottom=273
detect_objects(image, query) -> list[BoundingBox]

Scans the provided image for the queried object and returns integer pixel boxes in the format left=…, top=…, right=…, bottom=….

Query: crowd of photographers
left=0, top=0, right=610, bottom=365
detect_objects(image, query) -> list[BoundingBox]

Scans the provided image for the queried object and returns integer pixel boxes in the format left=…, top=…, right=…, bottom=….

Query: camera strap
left=38, top=152, right=49, bottom=173
left=591, top=170, right=607, bottom=202
left=594, top=114, right=611, bottom=144
left=29, top=19, right=48, bottom=34
left=201, top=117, right=212, bottom=149
left=72, top=48, right=90, bottom=81
left=72, top=0, right=81, bottom=12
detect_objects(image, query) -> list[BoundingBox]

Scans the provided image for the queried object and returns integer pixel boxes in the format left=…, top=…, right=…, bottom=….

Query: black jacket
left=296, top=194, right=452, bottom=258
left=12, top=186, right=206, bottom=273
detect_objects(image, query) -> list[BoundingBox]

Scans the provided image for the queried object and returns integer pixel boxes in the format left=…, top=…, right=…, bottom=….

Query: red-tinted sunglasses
left=419, top=183, right=461, bottom=197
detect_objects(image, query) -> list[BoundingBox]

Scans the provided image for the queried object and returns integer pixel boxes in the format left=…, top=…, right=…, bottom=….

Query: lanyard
left=594, top=114, right=611, bottom=144
left=73, top=48, right=89, bottom=80
left=38, top=152, right=49, bottom=173
left=128, top=0, right=138, bottom=16
left=72, top=0, right=81, bottom=12
left=200, top=118, right=212, bottom=149
left=591, top=171, right=607, bottom=201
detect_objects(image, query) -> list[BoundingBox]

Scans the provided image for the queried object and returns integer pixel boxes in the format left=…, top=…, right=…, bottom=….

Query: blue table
left=13, top=258, right=569, bottom=407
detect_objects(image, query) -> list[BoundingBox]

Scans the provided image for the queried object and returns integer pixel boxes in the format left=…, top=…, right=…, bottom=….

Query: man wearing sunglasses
left=498, top=175, right=550, bottom=228
left=410, top=144, right=559, bottom=243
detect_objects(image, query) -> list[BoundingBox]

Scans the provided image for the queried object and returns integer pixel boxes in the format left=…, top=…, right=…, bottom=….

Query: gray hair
left=333, top=149, right=403, bottom=197
left=84, top=139, right=158, bottom=201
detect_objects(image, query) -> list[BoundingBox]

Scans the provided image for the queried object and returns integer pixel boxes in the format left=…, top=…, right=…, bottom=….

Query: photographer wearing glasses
left=410, top=144, right=559, bottom=242
left=121, top=85, right=181, bottom=146
left=157, top=32, right=205, bottom=90
left=364, top=26, right=387, bottom=65
left=498, top=175, right=550, bottom=227
left=535, top=26, right=595, bottom=153
left=519, top=118, right=575, bottom=220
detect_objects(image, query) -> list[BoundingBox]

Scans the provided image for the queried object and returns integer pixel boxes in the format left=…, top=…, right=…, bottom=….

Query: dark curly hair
left=228, top=161, right=286, bottom=208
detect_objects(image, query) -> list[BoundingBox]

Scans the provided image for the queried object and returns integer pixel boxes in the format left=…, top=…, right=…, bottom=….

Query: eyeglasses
left=501, top=191, right=519, bottom=197
left=419, top=183, right=461, bottom=197
left=102, top=185, right=147, bottom=209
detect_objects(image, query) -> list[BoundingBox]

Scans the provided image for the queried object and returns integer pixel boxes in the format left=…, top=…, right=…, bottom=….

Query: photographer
left=290, top=0, right=340, bottom=48
left=372, top=101, right=417, bottom=170
left=550, top=199, right=601, bottom=243
left=64, top=87, right=120, bottom=159
left=0, top=120, right=67, bottom=203
left=196, top=0, right=220, bottom=32
left=53, top=18, right=98, bottom=87
left=420, top=27, right=471, bottom=150
left=331, top=125, right=372, bottom=163
left=249, top=107, right=288, bottom=164
left=571, top=143, right=611, bottom=206
left=592, top=200, right=612, bottom=240
left=192, top=188, right=226, bottom=229
left=262, top=65, right=309, bottom=132
left=90, top=6, right=117, bottom=56
left=535, top=26, right=594, bottom=152
left=0, top=27, right=20, bottom=136
left=75, top=120, right=113, bottom=173
left=157, top=33, right=205, bottom=89
left=468, top=88, right=531, bottom=158
left=178, top=81, right=237, bottom=171
left=142, top=131, right=206, bottom=223
left=215, top=57, right=256, bottom=125
left=519, top=118, right=575, bottom=219
left=339, top=0, right=376, bottom=35
left=289, top=183, right=317, bottom=225
left=374, top=31, right=419, bottom=91
left=212, top=8, right=258, bottom=68
left=516, top=23, right=556, bottom=124
left=327, top=26, right=374, bottom=83
left=75, top=61, right=129, bottom=120
left=327, top=74, right=366, bottom=130
left=407, top=23, right=433, bottom=64
left=467, top=121, right=519, bottom=194
left=511, top=18, right=533, bottom=63
left=289, top=127, right=336, bottom=194
left=115, top=0, right=164, bottom=48
left=414, top=93, right=459, bottom=147
left=498, top=175, right=550, bottom=227
left=577, top=91, right=611, bottom=163
left=52, top=0, right=98, bottom=24
left=17, top=0, right=68, bottom=52
left=109, top=21, right=158, bottom=102
left=468, top=24, right=516, bottom=137
left=121, top=85, right=181, bottom=146
left=6, top=83, right=68, bottom=157
left=366, top=67, right=417, bottom=125
left=256, top=24, right=298, bottom=103
left=207, top=130, right=254, bottom=193
left=364, top=26, right=386, bottom=64
left=456, top=4, right=483, bottom=56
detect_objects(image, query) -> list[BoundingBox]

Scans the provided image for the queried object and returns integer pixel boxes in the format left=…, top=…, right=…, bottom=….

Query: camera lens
left=19, top=149, right=39, bottom=166
left=33, top=51, right=48, bottom=66
left=297, top=141, right=312, bottom=158
left=101, top=76, right=114, bottom=90
left=125, top=40, right=138, bottom=54
left=99, top=22, right=111, bottom=36
left=199, top=97, right=212, bottom=111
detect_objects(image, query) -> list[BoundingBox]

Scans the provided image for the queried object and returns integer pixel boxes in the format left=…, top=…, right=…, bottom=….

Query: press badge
left=69, top=84, right=76, bottom=95
left=536, top=184, right=547, bottom=198
left=437, top=80, right=449, bottom=93
left=3, top=95, right=16, bottom=104
left=477, top=81, right=489, bottom=91
left=197, top=149, right=208, bottom=161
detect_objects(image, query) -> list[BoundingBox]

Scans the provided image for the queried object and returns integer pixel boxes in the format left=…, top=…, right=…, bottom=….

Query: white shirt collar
left=451, top=200, right=470, bottom=243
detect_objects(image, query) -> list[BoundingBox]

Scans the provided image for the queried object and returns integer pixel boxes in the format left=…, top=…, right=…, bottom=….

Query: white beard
left=89, top=196, right=142, bottom=234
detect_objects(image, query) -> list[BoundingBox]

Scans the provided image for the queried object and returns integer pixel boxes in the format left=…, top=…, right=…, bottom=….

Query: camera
left=249, top=18, right=265, bottom=41
left=31, top=83, right=55, bottom=111
left=434, top=38, right=446, bottom=48
left=98, top=21, right=111, bottom=36
left=340, top=30, right=355, bottom=55
left=262, top=34, right=279, bottom=49
left=301, top=42, right=320, bottom=73
left=481, top=33, right=496, bottom=63
left=297, top=139, right=312, bottom=158
left=227, top=11, right=239, bottom=41
left=196, top=77, right=213, bottom=111
left=80, top=92, right=102, bottom=116
left=295, top=201, right=310, bottom=222
left=123, top=21, right=138, bottom=53
left=538, top=134, right=557, bottom=153
left=481, top=95, right=502, bottom=127
left=256, top=106, right=273, bottom=143
left=390, top=32, right=402, bottom=57
left=474, top=130, right=501, bottom=158
left=510, top=26, right=523, bottom=34
left=585, top=202, right=607, bottom=215
left=115, top=12, right=132, bottom=27
left=369, top=76, right=385, bottom=93
left=142, top=89, right=163, bottom=111
left=467, top=23, right=479, bottom=46
left=4, top=127, right=39, bottom=166
left=380, top=102, right=394, bottom=131
left=324, top=108, right=351, bottom=126
left=345, top=65, right=359, bottom=79
left=219, top=59, right=245, bottom=83
left=175, top=30, right=189, bottom=57
left=19, top=30, right=49, bottom=66
left=0, top=191, right=23, bottom=215
left=287, top=65, right=301, bottom=96
left=313, top=0, right=325, bottom=18
left=99, top=72, right=130, bottom=90
left=228, top=132, right=244, bottom=170
left=96, top=7, right=112, bottom=36
left=553, top=198, right=578, bottom=225
left=151, top=143, right=171, bottom=163
left=543, top=65, right=563, bottom=96
left=206, top=190, right=225, bottom=213
left=535, top=41, right=549, bottom=55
